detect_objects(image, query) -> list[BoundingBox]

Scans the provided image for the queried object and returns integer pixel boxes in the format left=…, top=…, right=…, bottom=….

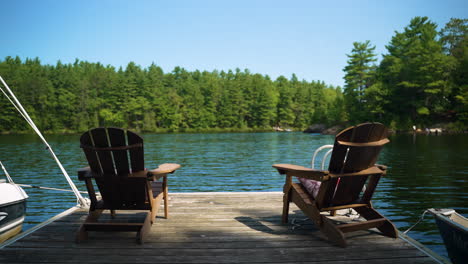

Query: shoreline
left=1, top=128, right=467, bottom=136
left=1, top=123, right=467, bottom=135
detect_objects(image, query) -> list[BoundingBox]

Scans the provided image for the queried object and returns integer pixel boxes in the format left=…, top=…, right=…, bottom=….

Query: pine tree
left=343, top=40, right=377, bottom=122
left=275, top=76, right=295, bottom=127
left=440, top=18, right=468, bottom=127
left=380, top=16, right=456, bottom=127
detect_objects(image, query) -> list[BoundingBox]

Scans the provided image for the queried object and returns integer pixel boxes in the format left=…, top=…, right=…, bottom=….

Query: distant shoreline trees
left=1, top=16, right=466, bottom=134
left=0, top=59, right=344, bottom=133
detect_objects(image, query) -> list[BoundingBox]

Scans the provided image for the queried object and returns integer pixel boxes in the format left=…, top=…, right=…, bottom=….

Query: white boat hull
left=0, top=182, right=28, bottom=243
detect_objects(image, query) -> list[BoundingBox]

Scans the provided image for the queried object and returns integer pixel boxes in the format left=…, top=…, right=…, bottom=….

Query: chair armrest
left=79, top=164, right=181, bottom=181
left=272, top=164, right=329, bottom=181
left=77, top=167, right=92, bottom=181
left=148, top=163, right=181, bottom=180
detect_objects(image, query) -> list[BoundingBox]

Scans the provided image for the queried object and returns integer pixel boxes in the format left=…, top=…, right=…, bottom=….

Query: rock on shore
left=303, top=124, right=345, bottom=135
left=322, top=125, right=345, bottom=135
left=303, top=124, right=327, bottom=133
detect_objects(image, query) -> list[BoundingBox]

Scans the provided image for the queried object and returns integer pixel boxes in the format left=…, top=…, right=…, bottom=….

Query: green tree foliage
left=343, top=40, right=377, bottom=122
left=338, top=17, right=468, bottom=130
left=275, top=76, right=295, bottom=127
left=380, top=17, right=456, bottom=128
left=0, top=57, right=343, bottom=133
left=7, top=16, right=463, bottom=133
left=341, top=16, right=466, bottom=130
left=440, top=18, right=468, bottom=126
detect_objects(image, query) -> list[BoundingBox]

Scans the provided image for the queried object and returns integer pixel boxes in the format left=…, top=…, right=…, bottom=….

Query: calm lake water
left=0, top=132, right=467, bottom=258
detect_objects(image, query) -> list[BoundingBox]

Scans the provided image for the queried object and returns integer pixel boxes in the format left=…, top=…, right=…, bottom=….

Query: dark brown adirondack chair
left=76, top=127, right=180, bottom=244
left=273, top=122, right=397, bottom=247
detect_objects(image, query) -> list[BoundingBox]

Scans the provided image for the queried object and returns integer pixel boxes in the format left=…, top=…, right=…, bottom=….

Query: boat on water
left=428, top=208, right=468, bottom=264
left=0, top=180, right=28, bottom=243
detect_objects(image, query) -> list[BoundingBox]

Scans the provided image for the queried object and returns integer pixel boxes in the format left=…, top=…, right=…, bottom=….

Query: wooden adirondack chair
left=76, top=127, right=180, bottom=244
left=273, top=122, right=397, bottom=247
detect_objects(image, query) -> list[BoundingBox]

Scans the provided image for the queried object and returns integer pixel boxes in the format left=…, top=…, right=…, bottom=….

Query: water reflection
left=376, top=134, right=468, bottom=256
left=0, top=132, right=466, bottom=258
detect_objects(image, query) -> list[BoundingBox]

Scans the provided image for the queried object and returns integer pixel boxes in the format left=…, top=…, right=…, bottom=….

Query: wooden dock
left=1, top=192, right=439, bottom=263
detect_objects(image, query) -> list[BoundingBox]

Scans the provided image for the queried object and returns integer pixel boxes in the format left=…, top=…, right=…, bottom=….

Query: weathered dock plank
left=1, top=192, right=438, bottom=263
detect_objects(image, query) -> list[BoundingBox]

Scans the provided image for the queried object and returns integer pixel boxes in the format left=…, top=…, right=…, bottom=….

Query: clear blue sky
left=1, top=0, right=467, bottom=87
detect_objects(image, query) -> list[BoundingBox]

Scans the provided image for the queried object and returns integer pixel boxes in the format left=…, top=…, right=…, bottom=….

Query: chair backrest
left=318, top=123, right=389, bottom=208
left=80, top=127, right=148, bottom=209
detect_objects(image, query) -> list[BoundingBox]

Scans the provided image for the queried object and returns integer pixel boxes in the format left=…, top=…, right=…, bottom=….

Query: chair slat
left=80, top=131, right=101, bottom=173
left=317, top=178, right=339, bottom=208
left=127, top=131, right=144, bottom=172
left=343, top=145, right=382, bottom=172
left=331, top=175, right=367, bottom=205
left=328, top=144, right=348, bottom=173
left=90, top=128, right=115, bottom=174
left=107, top=128, right=130, bottom=175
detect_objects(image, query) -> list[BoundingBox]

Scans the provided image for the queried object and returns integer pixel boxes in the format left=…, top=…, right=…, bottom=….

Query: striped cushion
left=297, top=178, right=321, bottom=198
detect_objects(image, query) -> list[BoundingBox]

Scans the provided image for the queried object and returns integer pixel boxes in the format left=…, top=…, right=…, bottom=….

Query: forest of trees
left=343, top=17, right=467, bottom=131
left=0, top=16, right=466, bottom=133
left=0, top=58, right=344, bottom=133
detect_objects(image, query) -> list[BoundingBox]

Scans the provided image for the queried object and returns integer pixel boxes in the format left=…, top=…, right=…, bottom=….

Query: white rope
left=0, top=76, right=88, bottom=208
left=403, top=209, right=430, bottom=234
left=0, top=161, right=14, bottom=183
left=17, top=183, right=88, bottom=194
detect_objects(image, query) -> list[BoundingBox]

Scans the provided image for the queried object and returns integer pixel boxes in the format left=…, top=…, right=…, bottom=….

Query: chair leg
left=378, top=220, right=398, bottom=238
left=163, top=186, right=169, bottom=219
left=151, top=193, right=164, bottom=224
left=321, top=217, right=347, bottom=247
left=76, top=209, right=103, bottom=243
left=75, top=224, right=88, bottom=243
left=137, top=213, right=152, bottom=244
left=282, top=192, right=290, bottom=224
left=355, top=207, right=398, bottom=238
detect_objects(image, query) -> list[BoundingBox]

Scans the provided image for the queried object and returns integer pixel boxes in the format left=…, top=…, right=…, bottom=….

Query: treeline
left=1, top=16, right=466, bottom=133
left=343, top=17, right=467, bottom=131
left=0, top=58, right=344, bottom=133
